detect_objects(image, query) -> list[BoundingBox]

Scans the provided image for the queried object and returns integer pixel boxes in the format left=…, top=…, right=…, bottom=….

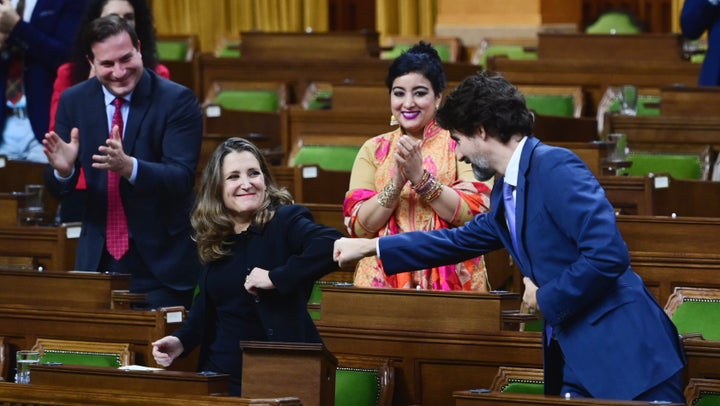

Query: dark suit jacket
left=378, top=137, right=685, bottom=400
left=681, top=0, right=720, bottom=85
left=50, top=69, right=203, bottom=291
left=0, top=0, right=86, bottom=142
left=173, top=205, right=343, bottom=381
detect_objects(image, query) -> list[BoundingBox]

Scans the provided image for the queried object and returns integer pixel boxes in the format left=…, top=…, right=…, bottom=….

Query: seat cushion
left=525, top=94, right=575, bottom=117
left=503, top=381, right=545, bottom=395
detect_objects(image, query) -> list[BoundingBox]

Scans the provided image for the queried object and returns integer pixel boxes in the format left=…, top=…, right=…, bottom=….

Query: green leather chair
left=617, top=152, right=703, bottom=180
left=685, top=378, right=720, bottom=406
left=476, top=44, right=538, bottom=69
left=490, top=367, right=545, bottom=395
left=292, top=145, right=360, bottom=171
left=212, top=90, right=280, bottom=113
left=32, top=338, right=133, bottom=368
left=335, top=357, right=394, bottom=406
left=525, top=94, right=576, bottom=117
left=665, top=287, right=720, bottom=341
left=585, top=11, right=642, bottom=35
left=156, top=40, right=188, bottom=61
left=607, top=95, right=661, bottom=116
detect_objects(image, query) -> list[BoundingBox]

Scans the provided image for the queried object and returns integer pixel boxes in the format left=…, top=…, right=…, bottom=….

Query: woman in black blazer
left=152, top=138, right=343, bottom=396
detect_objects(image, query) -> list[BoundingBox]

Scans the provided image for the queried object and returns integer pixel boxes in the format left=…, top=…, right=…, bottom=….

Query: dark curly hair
left=385, top=41, right=446, bottom=95
left=436, top=71, right=534, bottom=142
left=69, top=0, right=160, bottom=84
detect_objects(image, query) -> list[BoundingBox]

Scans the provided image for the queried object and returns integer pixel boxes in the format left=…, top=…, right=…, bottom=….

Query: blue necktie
left=503, top=182, right=519, bottom=252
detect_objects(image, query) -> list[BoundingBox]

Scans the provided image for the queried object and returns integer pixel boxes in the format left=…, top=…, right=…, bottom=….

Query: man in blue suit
left=681, top=0, right=720, bottom=86
left=334, top=72, right=686, bottom=402
left=0, top=0, right=86, bottom=162
left=43, top=15, right=202, bottom=309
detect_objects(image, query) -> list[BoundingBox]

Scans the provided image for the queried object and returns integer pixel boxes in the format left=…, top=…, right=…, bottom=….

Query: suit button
left=254, top=296, right=260, bottom=303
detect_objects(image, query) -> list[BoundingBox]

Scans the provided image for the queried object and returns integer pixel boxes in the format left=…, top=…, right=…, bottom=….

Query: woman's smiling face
left=390, top=72, right=440, bottom=138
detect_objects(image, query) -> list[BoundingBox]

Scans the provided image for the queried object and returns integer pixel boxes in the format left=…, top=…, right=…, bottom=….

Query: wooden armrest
left=680, top=332, right=705, bottom=341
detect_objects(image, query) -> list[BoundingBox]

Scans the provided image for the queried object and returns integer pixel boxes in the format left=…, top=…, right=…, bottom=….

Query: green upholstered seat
left=213, top=90, right=279, bottom=112
left=525, top=94, right=575, bottom=117
left=335, top=366, right=382, bottom=406
left=694, top=393, right=720, bottom=406
left=478, top=45, right=537, bottom=68
left=218, top=39, right=241, bottom=58
left=491, top=367, right=545, bottom=395
left=671, top=299, right=720, bottom=341
left=618, top=152, right=703, bottom=180
left=293, top=145, right=359, bottom=171
left=156, top=40, right=188, bottom=61
left=40, top=350, right=123, bottom=368
left=586, top=11, right=642, bottom=35
left=306, top=89, right=333, bottom=110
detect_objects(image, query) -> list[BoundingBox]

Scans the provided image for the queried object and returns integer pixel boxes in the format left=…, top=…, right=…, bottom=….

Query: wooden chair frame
left=489, top=366, right=544, bottom=392
left=31, top=338, right=133, bottom=367
left=684, top=378, right=720, bottom=405
left=334, top=354, right=394, bottom=406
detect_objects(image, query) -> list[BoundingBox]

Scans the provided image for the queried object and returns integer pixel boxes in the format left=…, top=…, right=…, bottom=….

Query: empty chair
left=31, top=338, right=133, bottom=368
left=617, top=152, right=704, bottom=180
left=585, top=10, right=643, bottom=35
left=335, top=354, right=394, bottom=406
left=684, top=378, right=720, bottom=405
left=664, top=287, right=720, bottom=341
left=489, top=366, right=545, bottom=394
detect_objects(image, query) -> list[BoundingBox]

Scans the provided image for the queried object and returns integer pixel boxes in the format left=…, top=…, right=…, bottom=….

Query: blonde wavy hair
left=191, top=137, right=293, bottom=263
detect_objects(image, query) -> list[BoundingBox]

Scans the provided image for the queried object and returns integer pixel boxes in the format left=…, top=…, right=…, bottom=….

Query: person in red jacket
left=46, top=0, right=170, bottom=223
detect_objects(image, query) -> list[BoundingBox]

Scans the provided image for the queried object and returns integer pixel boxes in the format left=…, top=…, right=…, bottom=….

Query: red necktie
left=5, top=0, right=25, bottom=104
left=106, top=98, right=129, bottom=260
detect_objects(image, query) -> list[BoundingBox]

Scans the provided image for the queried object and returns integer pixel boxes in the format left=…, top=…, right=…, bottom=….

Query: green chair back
left=525, top=94, right=575, bottom=117
left=618, top=152, right=703, bottom=180
left=478, top=45, right=538, bottom=68
left=670, top=299, right=720, bottom=341
left=218, top=40, right=241, bottom=58
left=607, top=95, right=661, bottom=116
left=586, top=11, right=642, bottom=34
left=335, top=367, right=382, bottom=406
left=40, top=350, right=122, bottom=368
left=213, top=90, right=279, bottom=112
left=293, top=145, right=360, bottom=171
left=502, top=380, right=545, bottom=395
left=156, top=40, right=188, bottom=61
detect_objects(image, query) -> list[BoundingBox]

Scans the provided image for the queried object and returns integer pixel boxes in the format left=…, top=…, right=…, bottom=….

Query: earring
left=389, top=115, right=398, bottom=126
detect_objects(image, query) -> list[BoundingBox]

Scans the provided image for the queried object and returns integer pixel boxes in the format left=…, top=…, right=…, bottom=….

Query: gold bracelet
left=377, top=183, right=401, bottom=208
left=420, top=180, right=443, bottom=202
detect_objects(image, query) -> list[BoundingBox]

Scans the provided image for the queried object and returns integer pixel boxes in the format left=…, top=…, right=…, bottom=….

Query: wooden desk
left=0, top=223, right=80, bottom=271
left=0, top=269, right=129, bottom=308
left=0, top=305, right=188, bottom=369
left=617, top=216, right=720, bottom=308
left=0, top=381, right=300, bottom=405
left=453, top=390, right=684, bottom=406
left=316, top=287, right=539, bottom=405
left=30, top=364, right=229, bottom=396
left=607, top=115, right=720, bottom=154
left=240, top=31, right=381, bottom=60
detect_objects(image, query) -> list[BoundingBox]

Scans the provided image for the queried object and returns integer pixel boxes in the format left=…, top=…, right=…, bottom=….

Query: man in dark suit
left=334, top=72, right=686, bottom=402
left=43, top=15, right=202, bottom=309
left=681, top=0, right=720, bottom=86
left=0, top=0, right=86, bottom=162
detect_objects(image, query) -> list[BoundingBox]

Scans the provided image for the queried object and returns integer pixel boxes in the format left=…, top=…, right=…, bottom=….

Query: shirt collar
left=102, top=87, right=133, bottom=106
left=503, top=136, right=528, bottom=187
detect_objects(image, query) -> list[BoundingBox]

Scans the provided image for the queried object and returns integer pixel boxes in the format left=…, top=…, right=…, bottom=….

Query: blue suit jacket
left=681, top=0, right=720, bottom=85
left=0, top=0, right=86, bottom=142
left=49, top=70, right=203, bottom=291
left=379, top=137, right=685, bottom=399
